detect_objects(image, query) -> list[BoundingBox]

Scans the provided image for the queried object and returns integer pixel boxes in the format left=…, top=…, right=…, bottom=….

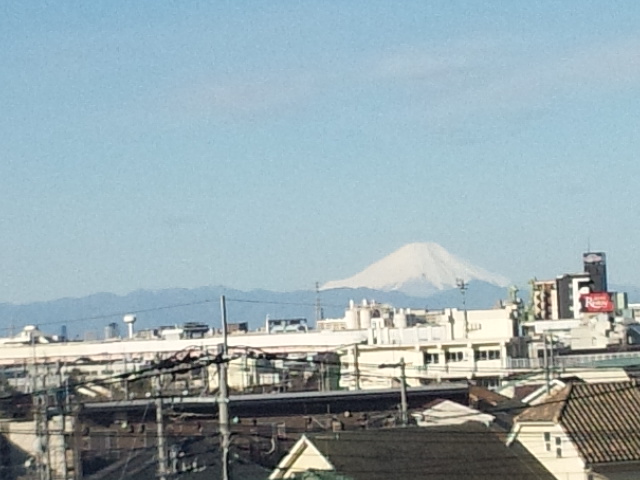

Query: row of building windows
left=474, top=350, right=501, bottom=361
left=424, top=350, right=501, bottom=364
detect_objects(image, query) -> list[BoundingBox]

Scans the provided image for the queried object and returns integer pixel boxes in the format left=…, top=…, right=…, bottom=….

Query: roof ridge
left=554, top=383, right=573, bottom=422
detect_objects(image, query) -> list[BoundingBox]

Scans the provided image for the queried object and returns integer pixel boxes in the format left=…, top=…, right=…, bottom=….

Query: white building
left=339, top=337, right=520, bottom=390
left=319, top=298, right=521, bottom=341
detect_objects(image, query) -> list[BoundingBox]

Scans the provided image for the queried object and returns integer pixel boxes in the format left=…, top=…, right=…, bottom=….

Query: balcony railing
left=506, top=350, right=640, bottom=370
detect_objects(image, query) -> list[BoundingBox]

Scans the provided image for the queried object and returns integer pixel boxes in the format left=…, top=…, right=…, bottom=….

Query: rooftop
left=516, top=380, right=640, bottom=465
left=282, top=423, right=554, bottom=480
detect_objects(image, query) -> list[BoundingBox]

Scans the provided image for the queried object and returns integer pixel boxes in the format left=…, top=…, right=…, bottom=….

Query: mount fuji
left=321, top=242, right=511, bottom=297
left=0, top=243, right=514, bottom=338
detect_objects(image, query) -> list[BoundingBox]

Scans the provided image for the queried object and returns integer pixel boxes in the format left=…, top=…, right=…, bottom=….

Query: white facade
left=412, top=399, right=495, bottom=427
left=522, top=313, right=635, bottom=353
left=339, top=338, right=513, bottom=390
left=0, top=300, right=524, bottom=396
left=509, top=422, right=587, bottom=480
left=436, top=305, right=518, bottom=341
left=0, top=329, right=371, bottom=366
left=323, top=299, right=519, bottom=340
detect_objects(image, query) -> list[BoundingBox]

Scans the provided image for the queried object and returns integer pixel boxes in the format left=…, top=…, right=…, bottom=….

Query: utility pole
left=549, top=334, right=555, bottom=381
left=31, top=336, right=51, bottom=480
left=57, top=361, right=69, bottom=480
left=72, top=400, right=83, bottom=480
left=353, top=344, right=360, bottom=391
left=456, top=278, right=469, bottom=338
left=399, top=358, right=408, bottom=427
left=201, top=347, right=210, bottom=395
left=543, top=334, right=550, bottom=394
left=43, top=364, right=53, bottom=480
left=123, top=356, right=129, bottom=400
left=155, top=376, right=168, bottom=480
left=219, top=295, right=231, bottom=480
left=378, top=358, right=408, bottom=427
left=318, top=360, right=324, bottom=392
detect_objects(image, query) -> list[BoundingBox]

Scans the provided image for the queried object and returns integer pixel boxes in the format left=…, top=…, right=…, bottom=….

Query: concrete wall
left=432, top=306, right=517, bottom=341
left=339, top=340, right=510, bottom=389
left=0, top=329, right=370, bottom=365
left=2, top=416, right=76, bottom=479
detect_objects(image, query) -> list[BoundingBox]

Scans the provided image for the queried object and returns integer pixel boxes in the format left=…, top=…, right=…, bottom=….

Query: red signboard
left=581, top=292, right=614, bottom=313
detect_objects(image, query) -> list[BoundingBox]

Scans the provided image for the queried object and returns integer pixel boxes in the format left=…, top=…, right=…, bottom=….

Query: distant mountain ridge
left=0, top=282, right=510, bottom=340
left=2, top=282, right=638, bottom=341
left=322, top=242, right=510, bottom=296
left=3, top=241, right=636, bottom=340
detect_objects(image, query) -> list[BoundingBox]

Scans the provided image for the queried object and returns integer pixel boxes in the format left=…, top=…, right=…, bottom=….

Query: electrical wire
left=118, top=400, right=151, bottom=480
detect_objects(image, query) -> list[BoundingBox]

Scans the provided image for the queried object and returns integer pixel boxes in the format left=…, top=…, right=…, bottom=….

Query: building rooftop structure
left=270, top=424, right=555, bottom=480
left=515, top=380, right=640, bottom=466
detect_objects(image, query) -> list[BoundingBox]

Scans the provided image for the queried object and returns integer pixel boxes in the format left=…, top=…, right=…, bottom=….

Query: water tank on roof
left=394, top=308, right=408, bottom=328
left=123, top=314, right=137, bottom=339
left=360, top=308, right=372, bottom=329
left=345, top=309, right=358, bottom=330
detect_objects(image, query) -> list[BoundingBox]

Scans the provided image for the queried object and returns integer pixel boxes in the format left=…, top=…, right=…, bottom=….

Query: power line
left=0, top=299, right=219, bottom=333
left=0, top=294, right=354, bottom=334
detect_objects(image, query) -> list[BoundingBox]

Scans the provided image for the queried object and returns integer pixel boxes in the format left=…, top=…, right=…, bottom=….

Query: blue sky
left=2, top=1, right=640, bottom=303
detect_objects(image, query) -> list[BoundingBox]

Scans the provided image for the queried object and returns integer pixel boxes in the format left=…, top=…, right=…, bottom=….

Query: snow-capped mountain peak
left=321, top=242, right=510, bottom=296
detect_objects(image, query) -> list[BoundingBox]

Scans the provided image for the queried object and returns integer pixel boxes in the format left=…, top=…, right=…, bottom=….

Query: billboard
left=583, top=252, right=606, bottom=265
left=580, top=292, right=614, bottom=313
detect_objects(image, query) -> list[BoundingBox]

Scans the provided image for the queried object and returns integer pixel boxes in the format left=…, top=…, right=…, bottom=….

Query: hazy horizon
left=3, top=2, right=640, bottom=303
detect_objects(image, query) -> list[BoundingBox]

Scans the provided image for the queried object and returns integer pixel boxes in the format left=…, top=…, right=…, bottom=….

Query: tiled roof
left=306, top=423, right=555, bottom=480
left=562, top=382, right=640, bottom=465
left=469, top=385, right=517, bottom=407
left=517, top=381, right=640, bottom=466
left=515, top=384, right=571, bottom=422
left=470, top=385, right=526, bottom=413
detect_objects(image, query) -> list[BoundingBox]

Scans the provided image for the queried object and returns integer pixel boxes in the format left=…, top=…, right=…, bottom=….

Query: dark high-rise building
left=583, top=252, right=608, bottom=293
left=556, top=273, right=591, bottom=319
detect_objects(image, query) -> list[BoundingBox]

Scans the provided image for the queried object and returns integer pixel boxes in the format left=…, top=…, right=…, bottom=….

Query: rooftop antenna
left=456, top=278, right=469, bottom=339
left=587, top=236, right=591, bottom=252
left=315, top=282, right=324, bottom=322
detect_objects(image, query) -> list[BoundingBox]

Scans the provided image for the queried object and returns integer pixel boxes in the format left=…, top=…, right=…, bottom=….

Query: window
left=424, top=353, right=439, bottom=365
left=445, top=351, right=464, bottom=362
left=477, top=377, right=500, bottom=389
left=555, top=437, right=562, bottom=458
left=474, top=350, right=501, bottom=361
left=544, top=432, right=551, bottom=451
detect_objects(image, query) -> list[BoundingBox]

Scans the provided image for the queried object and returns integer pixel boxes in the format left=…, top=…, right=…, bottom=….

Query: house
left=468, top=384, right=526, bottom=428
left=509, top=381, right=640, bottom=479
left=270, top=424, right=555, bottom=480
left=411, top=398, right=495, bottom=427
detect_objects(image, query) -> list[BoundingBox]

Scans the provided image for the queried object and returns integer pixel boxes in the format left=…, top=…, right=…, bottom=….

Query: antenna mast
left=456, top=278, right=469, bottom=339
left=315, top=282, right=324, bottom=322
